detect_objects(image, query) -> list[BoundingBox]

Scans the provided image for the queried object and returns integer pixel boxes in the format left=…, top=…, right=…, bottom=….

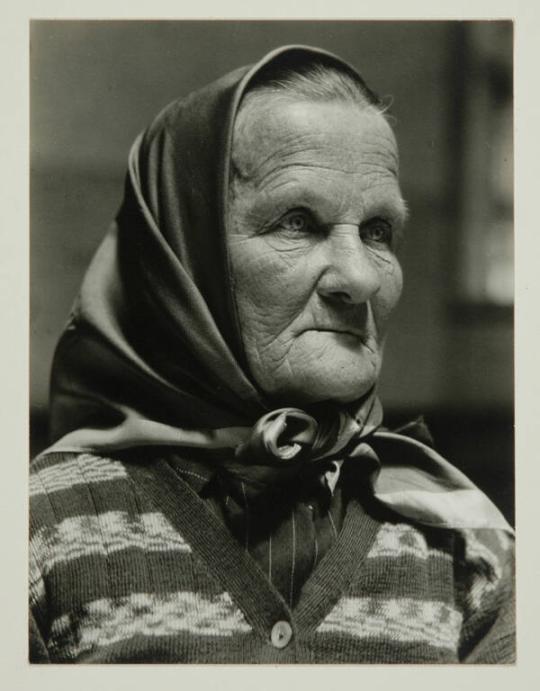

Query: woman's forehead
left=231, top=98, right=399, bottom=187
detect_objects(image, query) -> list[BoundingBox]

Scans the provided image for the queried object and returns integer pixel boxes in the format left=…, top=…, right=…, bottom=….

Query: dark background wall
left=30, top=20, right=514, bottom=521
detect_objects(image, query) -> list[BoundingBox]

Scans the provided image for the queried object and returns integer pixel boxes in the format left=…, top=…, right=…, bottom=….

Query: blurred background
left=30, top=20, right=514, bottom=522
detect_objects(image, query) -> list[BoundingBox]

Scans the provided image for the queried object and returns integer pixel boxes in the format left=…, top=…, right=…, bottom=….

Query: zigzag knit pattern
left=29, top=452, right=515, bottom=664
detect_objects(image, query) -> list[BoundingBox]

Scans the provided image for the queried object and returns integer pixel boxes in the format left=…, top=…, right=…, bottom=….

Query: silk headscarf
left=45, top=45, right=512, bottom=534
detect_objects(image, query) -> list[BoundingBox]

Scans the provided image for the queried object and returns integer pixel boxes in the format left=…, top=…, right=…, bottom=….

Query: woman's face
left=227, top=98, right=406, bottom=405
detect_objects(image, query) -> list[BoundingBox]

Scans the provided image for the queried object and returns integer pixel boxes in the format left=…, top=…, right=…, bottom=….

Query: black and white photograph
left=28, top=19, right=515, bottom=665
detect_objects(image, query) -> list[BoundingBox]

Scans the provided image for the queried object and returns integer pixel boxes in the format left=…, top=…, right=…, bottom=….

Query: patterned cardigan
left=29, top=451, right=515, bottom=664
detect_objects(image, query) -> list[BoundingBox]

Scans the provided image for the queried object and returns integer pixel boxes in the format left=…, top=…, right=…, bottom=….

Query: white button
left=271, top=620, right=293, bottom=649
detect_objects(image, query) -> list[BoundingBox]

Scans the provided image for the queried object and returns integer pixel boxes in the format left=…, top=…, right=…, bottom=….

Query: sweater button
left=271, top=620, right=293, bottom=649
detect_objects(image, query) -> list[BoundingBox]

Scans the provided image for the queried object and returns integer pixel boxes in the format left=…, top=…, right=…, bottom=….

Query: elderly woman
left=29, top=45, right=514, bottom=664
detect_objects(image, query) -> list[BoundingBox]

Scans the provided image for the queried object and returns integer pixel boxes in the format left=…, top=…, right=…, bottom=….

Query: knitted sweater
left=29, top=451, right=515, bottom=664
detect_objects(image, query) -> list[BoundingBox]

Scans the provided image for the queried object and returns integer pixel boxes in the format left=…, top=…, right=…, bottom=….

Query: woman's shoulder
left=29, top=451, right=136, bottom=531
left=454, top=526, right=515, bottom=596
left=364, top=499, right=514, bottom=592
left=30, top=450, right=130, bottom=490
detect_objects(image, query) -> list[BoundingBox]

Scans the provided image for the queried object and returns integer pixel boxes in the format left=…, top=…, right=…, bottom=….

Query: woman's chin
left=269, top=368, right=379, bottom=407
left=309, top=378, right=376, bottom=405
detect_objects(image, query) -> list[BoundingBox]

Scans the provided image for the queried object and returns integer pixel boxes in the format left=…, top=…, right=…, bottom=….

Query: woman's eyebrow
left=263, top=185, right=409, bottom=224
left=387, top=198, right=409, bottom=226
left=362, top=192, right=409, bottom=224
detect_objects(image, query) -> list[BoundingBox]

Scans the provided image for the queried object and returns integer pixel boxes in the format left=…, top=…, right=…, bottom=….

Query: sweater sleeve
left=29, top=611, right=51, bottom=663
left=29, top=456, right=58, bottom=662
left=456, top=528, right=515, bottom=664
left=29, top=538, right=52, bottom=663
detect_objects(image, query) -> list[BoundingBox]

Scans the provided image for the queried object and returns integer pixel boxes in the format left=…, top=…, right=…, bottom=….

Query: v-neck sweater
left=165, top=453, right=348, bottom=609
left=29, top=451, right=515, bottom=664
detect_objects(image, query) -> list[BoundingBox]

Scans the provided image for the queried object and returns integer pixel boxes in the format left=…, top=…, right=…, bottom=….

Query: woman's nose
left=316, top=224, right=381, bottom=305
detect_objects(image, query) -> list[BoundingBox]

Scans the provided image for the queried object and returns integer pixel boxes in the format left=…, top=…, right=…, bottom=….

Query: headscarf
left=45, top=45, right=512, bottom=534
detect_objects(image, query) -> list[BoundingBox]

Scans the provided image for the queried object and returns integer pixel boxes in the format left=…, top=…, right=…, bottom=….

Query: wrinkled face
left=227, top=97, right=406, bottom=405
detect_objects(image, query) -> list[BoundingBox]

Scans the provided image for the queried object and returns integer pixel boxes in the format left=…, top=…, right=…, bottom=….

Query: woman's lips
left=299, top=328, right=379, bottom=356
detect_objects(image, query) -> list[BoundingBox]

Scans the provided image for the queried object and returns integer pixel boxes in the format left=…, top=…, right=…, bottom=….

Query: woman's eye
left=361, top=218, right=393, bottom=245
left=278, top=211, right=312, bottom=234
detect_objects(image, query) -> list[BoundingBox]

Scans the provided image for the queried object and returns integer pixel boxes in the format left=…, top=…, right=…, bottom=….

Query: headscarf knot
left=234, top=400, right=381, bottom=466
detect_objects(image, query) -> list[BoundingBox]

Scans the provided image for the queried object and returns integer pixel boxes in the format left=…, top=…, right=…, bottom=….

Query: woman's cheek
left=373, top=256, right=403, bottom=330
left=235, top=238, right=312, bottom=301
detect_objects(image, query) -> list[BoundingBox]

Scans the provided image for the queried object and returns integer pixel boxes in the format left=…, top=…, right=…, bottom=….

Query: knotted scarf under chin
left=212, top=400, right=512, bottom=534
left=217, top=398, right=382, bottom=500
